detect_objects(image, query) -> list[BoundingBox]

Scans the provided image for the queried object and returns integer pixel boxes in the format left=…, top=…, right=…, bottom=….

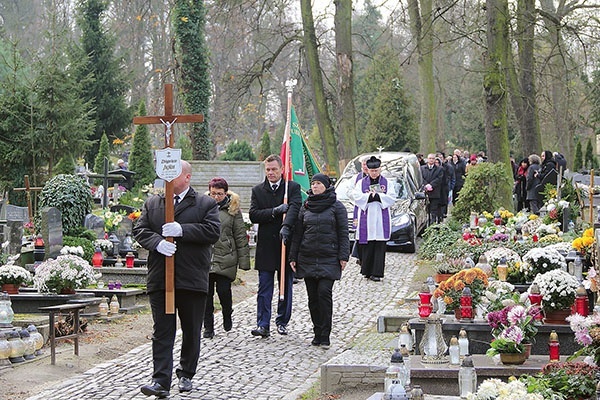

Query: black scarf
left=218, top=195, right=230, bottom=210
left=305, top=186, right=337, bottom=213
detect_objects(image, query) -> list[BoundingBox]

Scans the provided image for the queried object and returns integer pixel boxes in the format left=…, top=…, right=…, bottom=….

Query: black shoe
left=321, top=339, right=331, bottom=349
left=277, top=325, right=288, bottom=335
left=203, top=330, right=214, bottom=339
left=178, top=376, right=193, bottom=392
left=251, top=326, right=270, bottom=337
left=311, top=336, right=321, bottom=346
left=223, top=314, right=232, bottom=332
left=141, top=382, right=169, bottom=398
left=369, top=276, right=381, bottom=282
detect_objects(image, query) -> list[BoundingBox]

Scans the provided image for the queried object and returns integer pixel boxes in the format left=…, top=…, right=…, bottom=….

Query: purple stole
left=352, top=172, right=365, bottom=225
left=358, top=175, right=390, bottom=244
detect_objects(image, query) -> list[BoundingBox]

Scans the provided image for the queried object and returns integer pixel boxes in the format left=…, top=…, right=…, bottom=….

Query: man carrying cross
left=133, top=160, right=220, bottom=397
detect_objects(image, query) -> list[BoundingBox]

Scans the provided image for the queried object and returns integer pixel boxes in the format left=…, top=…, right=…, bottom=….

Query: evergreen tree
left=258, top=132, right=272, bottom=161
left=33, top=8, right=95, bottom=178
left=574, top=140, right=583, bottom=171
left=173, top=1, right=212, bottom=160
left=74, top=0, right=131, bottom=164
left=54, top=154, right=76, bottom=176
left=176, top=134, right=193, bottom=160
left=220, top=141, right=256, bottom=161
left=94, top=133, right=110, bottom=174
left=128, top=101, right=155, bottom=188
left=363, top=77, right=419, bottom=152
left=585, top=139, right=597, bottom=169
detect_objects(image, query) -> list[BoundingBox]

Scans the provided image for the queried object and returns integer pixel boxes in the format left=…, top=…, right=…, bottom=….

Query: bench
left=39, top=303, right=87, bottom=365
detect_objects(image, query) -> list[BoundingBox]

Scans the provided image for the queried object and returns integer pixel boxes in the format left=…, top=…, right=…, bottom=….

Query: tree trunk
left=301, top=0, right=338, bottom=173
left=539, top=0, right=575, bottom=165
left=484, top=0, right=513, bottom=209
left=407, top=0, right=437, bottom=154
left=334, top=0, right=358, bottom=170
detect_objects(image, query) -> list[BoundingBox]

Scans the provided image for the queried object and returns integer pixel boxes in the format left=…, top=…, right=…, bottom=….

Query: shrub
left=418, top=223, right=462, bottom=260
left=36, top=174, right=93, bottom=236
left=451, top=162, right=512, bottom=223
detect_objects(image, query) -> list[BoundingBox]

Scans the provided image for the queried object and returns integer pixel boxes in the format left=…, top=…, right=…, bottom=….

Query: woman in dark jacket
left=203, top=178, right=251, bottom=338
left=514, top=158, right=530, bottom=211
left=526, top=154, right=542, bottom=214
left=289, top=173, right=349, bottom=349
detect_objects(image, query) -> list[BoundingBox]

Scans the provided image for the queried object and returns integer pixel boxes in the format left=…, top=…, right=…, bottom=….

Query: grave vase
left=1, top=284, right=20, bottom=295
left=544, top=308, right=571, bottom=325
left=500, top=352, right=527, bottom=365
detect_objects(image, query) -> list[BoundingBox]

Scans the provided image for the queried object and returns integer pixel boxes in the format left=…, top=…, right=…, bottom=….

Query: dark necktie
left=174, top=195, right=180, bottom=205
left=272, top=184, right=278, bottom=192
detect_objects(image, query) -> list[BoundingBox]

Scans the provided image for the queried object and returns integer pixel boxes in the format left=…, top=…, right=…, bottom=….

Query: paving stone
left=27, top=252, right=419, bottom=399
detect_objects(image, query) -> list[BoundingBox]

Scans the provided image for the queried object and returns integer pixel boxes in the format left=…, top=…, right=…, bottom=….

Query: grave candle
left=496, top=257, right=508, bottom=282
left=126, top=252, right=135, bottom=268
left=460, top=287, right=473, bottom=321
left=92, top=247, right=104, bottom=268
left=549, top=330, right=560, bottom=362
left=418, top=284, right=433, bottom=319
left=528, top=283, right=544, bottom=320
left=575, top=285, right=589, bottom=317
left=458, top=328, right=470, bottom=357
left=449, top=336, right=460, bottom=365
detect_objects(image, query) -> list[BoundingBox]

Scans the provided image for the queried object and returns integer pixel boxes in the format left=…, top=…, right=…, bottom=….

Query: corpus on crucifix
left=133, top=84, right=203, bottom=314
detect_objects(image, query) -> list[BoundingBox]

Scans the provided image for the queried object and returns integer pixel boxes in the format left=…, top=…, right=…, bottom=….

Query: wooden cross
left=13, top=175, right=43, bottom=223
left=133, top=83, right=204, bottom=314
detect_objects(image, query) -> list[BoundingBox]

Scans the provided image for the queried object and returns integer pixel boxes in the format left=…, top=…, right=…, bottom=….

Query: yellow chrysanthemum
left=584, top=228, right=595, bottom=238
left=529, top=214, right=538, bottom=220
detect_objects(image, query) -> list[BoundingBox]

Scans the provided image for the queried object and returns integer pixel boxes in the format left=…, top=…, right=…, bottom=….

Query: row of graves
left=355, top=174, right=600, bottom=399
left=0, top=200, right=148, bottom=367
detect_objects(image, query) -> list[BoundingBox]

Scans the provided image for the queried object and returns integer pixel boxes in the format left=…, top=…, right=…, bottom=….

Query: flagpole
left=280, top=78, right=296, bottom=301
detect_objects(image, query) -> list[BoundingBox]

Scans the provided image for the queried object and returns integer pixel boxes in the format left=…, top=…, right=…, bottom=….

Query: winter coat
left=210, top=191, right=251, bottom=281
left=420, top=164, right=443, bottom=199
left=133, top=187, right=221, bottom=294
left=249, top=178, right=302, bottom=271
left=289, top=187, right=350, bottom=280
left=526, top=163, right=541, bottom=201
left=453, top=157, right=467, bottom=190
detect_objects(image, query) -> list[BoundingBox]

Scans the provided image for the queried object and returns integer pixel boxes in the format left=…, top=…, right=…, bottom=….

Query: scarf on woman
left=304, top=186, right=337, bottom=213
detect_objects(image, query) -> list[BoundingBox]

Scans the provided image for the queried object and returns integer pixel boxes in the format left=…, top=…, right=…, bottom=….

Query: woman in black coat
left=289, top=173, right=349, bottom=349
left=514, top=158, right=530, bottom=211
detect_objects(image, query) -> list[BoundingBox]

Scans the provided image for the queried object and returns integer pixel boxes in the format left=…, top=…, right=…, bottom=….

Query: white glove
left=162, top=221, right=183, bottom=237
left=156, top=240, right=177, bottom=256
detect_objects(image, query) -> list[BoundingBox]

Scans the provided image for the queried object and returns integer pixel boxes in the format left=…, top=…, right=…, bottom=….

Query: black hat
left=311, top=173, right=331, bottom=188
left=366, top=156, right=381, bottom=169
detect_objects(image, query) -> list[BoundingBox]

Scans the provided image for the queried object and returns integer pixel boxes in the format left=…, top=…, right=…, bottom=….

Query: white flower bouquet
left=530, top=269, right=579, bottom=312
left=520, top=247, right=566, bottom=280
left=94, top=239, right=113, bottom=253
left=466, top=378, right=543, bottom=400
left=33, top=255, right=96, bottom=293
left=60, top=246, right=84, bottom=257
left=484, top=247, right=521, bottom=268
left=0, top=264, right=32, bottom=285
left=543, top=241, right=572, bottom=255
left=536, top=222, right=562, bottom=237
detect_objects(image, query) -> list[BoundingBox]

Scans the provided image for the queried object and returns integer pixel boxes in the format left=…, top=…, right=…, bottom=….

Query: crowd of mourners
left=416, top=149, right=565, bottom=221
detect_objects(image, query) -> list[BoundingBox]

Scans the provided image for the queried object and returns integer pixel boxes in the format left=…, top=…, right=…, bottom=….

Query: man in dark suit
left=249, top=154, right=302, bottom=337
left=134, top=160, right=221, bottom=397
left=420, top=153, right=444, bottom=223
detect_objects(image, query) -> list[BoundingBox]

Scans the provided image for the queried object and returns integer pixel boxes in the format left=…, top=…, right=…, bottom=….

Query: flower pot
left=60, top=287, right=76, bottom=295
left=523, top=343, right=532, bottom=359
left=544, top=308, right=571, bottom=325
left=1, top=283, right=20, bottom=295
left=434, top=273, right=453, bottom=283
left=500, top=352, right=527, bottom=365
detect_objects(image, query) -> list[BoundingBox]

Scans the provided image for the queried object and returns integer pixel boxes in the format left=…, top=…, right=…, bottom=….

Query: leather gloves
left=162, top=221, right=183, bottom=237
left=272, top=203, right=289, bottom=217
left=280, top=225, right=291, bottom=245
left=156, top=240, right=177, bottom=256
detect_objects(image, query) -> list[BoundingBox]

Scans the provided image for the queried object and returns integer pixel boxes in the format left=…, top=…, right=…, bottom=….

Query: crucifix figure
left=13, top=175, right=43, bottom=223
left=133, top=84, right=203, bottom=314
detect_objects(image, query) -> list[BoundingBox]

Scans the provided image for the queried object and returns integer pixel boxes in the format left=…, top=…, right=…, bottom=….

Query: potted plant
left=567, top=313, right=600, bottom=365
left=572, top=227, right=596, bottom=267
left=520, top=362, right=600, bottom=399
left=518, top=247, right=567, bottom=282
left=486, top=304, right=541, bottom=363
left=466, top=378, right=543, bottom=400
left=33, top=255, right=98, bottom=294
left=483, top=247, right=521, bottom=281
left=530, top=269, right=579, bottom=324
left=433, top=257, right=467, bottom=283
left=0, top=264, right=32, bottom=294
left=433, top=267, right=488, bottom=314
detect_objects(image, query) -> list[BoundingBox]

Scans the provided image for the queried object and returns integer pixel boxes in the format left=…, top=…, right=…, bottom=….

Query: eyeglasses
left=209, top=192, right=226, bottom=198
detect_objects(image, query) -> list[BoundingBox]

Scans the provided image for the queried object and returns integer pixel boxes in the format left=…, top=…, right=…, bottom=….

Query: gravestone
left=5, top=220, right=24, bottom=255
left=5, top=204, right=29, bottom=223
left=116, top=218, right=133, bottom=244
left=84, top=213, right=105, bottom=239
left=40, top=207, right=63, bottom=258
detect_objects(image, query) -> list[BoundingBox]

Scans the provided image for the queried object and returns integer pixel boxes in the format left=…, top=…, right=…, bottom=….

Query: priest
left=352, top=156, right=396, bottom=281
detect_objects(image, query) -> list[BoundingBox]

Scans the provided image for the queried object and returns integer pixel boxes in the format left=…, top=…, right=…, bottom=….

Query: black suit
left=420, top=164, right=444, bottom=223
left=249, top=178, right=302, bottom=329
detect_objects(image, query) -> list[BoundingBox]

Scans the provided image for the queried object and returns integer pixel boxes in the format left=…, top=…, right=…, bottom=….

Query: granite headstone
left=84, top=213, right=106, bottom=239
left=40, top=207, right=63, bottom=258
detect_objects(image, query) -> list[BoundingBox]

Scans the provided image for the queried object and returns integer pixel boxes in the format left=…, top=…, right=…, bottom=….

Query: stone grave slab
left=75, top=288, right=146, bottom=312
left=5, top=220, right=24, bottom=256
left=84, top=213, right=105, bottom=239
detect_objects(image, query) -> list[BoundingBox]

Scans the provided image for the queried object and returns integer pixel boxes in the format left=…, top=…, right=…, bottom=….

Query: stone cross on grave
left=133, top=83, right=203, bottom=314
left=85, top=157, right=126, bottom=208
left=13, top=175, right=43, bottom=223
